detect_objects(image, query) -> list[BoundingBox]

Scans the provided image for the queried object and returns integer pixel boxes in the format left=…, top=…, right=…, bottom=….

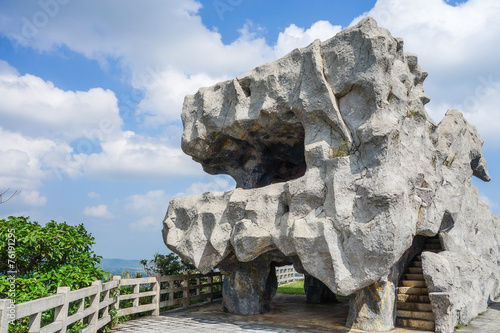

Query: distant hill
left=99, top=258, right=146, bottom=276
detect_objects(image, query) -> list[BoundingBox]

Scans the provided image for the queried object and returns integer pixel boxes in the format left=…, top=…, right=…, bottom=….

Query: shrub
left=0, top=216, right=107, bottom=332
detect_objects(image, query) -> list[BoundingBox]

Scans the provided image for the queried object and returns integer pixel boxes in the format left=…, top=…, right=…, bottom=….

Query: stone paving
left=453, top=301, right=500, bottom=332
left=109, top=294, right=429, bottom=333
left=110, top=295, right=500, bottom=333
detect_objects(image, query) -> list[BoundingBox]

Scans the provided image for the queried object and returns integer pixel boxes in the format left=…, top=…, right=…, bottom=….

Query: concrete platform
left=110, top=294, right=431, bottom=332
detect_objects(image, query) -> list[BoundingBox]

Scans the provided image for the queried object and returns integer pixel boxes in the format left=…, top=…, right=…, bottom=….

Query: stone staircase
left=396, top=236, right=443, bottom=331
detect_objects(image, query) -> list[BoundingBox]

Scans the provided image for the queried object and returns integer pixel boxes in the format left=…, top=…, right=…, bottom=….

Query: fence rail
left=0, top=271, right=222, bottom=333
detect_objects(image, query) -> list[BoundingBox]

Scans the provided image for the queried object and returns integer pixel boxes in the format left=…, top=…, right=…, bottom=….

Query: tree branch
left=0, top=188, right=21, bottom=204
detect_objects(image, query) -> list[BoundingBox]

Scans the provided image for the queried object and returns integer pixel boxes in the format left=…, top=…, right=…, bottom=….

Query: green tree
left=140, top=253, right=195, bottom=276
left=0, top=216, right=107, bottom=303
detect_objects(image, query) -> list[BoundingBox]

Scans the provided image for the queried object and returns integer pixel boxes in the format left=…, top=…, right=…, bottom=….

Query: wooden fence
left=0, top=271, right=222, bottom=333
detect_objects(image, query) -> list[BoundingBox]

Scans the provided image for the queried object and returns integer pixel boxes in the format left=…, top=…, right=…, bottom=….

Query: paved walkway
left=110, top=295, right=500, bottom=333
left=110, top=294, right=426, bottom=333
left=453, top=301, right=500, bottom=332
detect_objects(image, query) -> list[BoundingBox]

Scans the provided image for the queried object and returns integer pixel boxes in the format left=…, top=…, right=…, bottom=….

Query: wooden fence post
left=55, top=286, right=70, bottom=333
left=0, top=271, right=231, bottom=333
left=28, top=313, right=41, bottom=333
left=132, top=281, right=139, bottom=308
left=0, top=299, right=9, bottom=333
left=101, top=286, right=109, bottom=318
left=208, top=271, right=213, bottom=303
left=182, top=271, right=189, bottom=308
left=152, top=274, right=160, bottom=316
left=110, top=276, right=121, bottom=314
left=89, top=280, right=102, bottom=331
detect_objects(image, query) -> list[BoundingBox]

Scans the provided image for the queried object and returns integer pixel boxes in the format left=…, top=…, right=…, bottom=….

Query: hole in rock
left=238, top=77, right=252, bottom=97
left=200, top=111, right=306, bottom=189
left=439, top=211, right=455, bottom=233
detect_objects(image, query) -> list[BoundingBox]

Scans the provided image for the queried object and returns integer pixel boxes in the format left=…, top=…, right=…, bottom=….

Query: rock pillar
left=220, top=252, right=286, bottom=315
left=346, top=269, right=398, bottom=331
left=304, top=274, right=339, bottom=303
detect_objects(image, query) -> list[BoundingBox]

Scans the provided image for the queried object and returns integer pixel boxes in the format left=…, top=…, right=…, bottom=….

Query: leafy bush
left=140, top=252, right=195, bottom=277
left=0, top=216, right=108, bottom=332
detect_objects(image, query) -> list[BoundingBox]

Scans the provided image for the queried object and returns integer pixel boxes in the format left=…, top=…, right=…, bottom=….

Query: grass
left=277, top=280, right=351, bottom=301
left=329, top=140, right=348, bottom=158
left=276, top=280, right=305, bottom=295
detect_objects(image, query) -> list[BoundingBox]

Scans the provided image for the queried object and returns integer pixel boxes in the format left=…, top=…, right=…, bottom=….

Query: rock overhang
left=163, top=16, right=498, bottom=330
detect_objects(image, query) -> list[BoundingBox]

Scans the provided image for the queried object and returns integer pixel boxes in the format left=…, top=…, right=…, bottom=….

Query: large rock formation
left=162, top=17, right=499, bottom=332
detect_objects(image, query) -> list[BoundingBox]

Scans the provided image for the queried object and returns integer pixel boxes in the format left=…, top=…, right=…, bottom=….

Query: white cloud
left=75, top=131, right=203, bottom=180
left=1, top=0, right=498, bottom=201
left=175, top=176, right=236, bottom=197
left=0, top=1, right=271, bottom=79
left=0, top=61, right=122, bottom=142
left=274, top=20, right=342, bottom=58
left=0, top=127, right=69, bottom=189
left=124, top=190, right=171, bottom=231
left=135, top=19, right=344, bottom=127
left=125, top=190, right=170, bottom=213
left=125, top=178, right=234, bottom=230
left=134, top=69, right=224, bottom=126
left=354, top=0, right=500, bottom=145
left=0, top=58, right=204, bottom=184
left=130, top=216, right=162, bottom=231
left=21, top=190, right=47, bottom=206
left=0, top=2, right=347, bottom=131
left=88, top=192, right=100, bottom=199
left=479, top=194, right=498, bottom=213
left=83, top=204, right=114, bottom=219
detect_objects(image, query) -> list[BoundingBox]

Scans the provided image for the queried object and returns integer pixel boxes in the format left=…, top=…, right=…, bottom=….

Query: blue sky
left=0, top=0, right=498, bottom=260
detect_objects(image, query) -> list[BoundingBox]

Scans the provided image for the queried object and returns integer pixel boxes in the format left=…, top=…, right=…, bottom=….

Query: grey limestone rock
left=346, top=268, right=399, bottom=331
left=163, top=17, right=499, bottom=331
left=304, top=274, right=339, bottom=304
left=218, top=251, right=289, bottom=315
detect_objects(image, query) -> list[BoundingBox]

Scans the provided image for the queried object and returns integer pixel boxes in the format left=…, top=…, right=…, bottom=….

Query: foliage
left=120, top=270, right=143, bottom=279
left=0, top=216, right=104, bottom=279
left=329, top=141, right=348, bottom=158
left=140, top=252, right=195, bottom=277
left=0, top=216, right=107, bottom=333
left=444, top=155, right=456, bottom=168
left=276, top=280, right=305, bottom=295
left=407, top=105, right=419, bottom=118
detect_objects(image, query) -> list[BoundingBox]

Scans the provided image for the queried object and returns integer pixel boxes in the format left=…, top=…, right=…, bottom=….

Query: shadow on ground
left=112, top=294, right=500, bottom=332
left=177, top=294, right=431, bottom=333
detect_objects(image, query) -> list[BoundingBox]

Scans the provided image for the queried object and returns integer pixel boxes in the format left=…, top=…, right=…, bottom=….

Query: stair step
left=396, top=317, right=435, bottom=331
left=416, top=255, right=422, bottom=260
left=405, top=273, right=425, bottom=281
left=398, top=287, right=428, bottom=295
left=401, top=280, right=426, bottom=287
left=396, top=309, right=435, bottom=321
left=408, top=267, right=423, bottom=274
left=398, top=294, right=430, bottom=303
left=411, top=261, right=422, bottom=268
left=423, top=249, right=442, bottom=253
left=424, top=243, right=441, bottom=250
left=426, top=238, right=440, bottom=244
left=397, top=302, right=433, bottom=312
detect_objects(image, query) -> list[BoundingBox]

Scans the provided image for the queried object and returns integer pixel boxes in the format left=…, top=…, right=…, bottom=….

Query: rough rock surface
left=304, top=274, right=339, bottom=304
left=346, top=268, right=399, bottom=331
left=163, top=17, right=499, bottom=331
left=217, top=250, right=290, bottom=315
